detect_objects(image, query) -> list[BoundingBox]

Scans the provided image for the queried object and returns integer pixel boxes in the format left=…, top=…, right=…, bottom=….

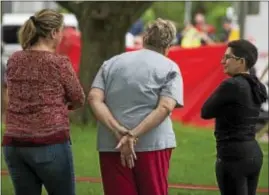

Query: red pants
left=99, top=149, right=172, bottom=195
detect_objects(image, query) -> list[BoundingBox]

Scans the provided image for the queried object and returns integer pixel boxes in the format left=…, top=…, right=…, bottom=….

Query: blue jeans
left=3, top=141, right=75, bottom=195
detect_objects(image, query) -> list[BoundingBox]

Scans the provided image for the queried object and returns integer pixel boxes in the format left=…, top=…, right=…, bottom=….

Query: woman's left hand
left=116, top=135, right=137, bottom=161
left=120, top=144, right=136, bottom=168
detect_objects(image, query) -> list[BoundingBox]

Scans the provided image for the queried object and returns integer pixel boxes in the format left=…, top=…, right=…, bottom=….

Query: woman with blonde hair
left=89, top=18, right=184, bottom=195
left=2, top=9, right=85, bottom=195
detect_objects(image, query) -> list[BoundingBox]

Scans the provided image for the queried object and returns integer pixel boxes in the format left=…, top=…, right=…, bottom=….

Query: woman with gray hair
left=88, top=18, right=184, bottom=195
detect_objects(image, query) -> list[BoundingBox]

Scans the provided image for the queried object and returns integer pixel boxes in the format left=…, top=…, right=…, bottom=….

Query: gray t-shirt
left=91, top=49, right=184, bottom=152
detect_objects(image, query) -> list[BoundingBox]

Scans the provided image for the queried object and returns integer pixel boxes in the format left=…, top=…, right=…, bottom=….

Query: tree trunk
left=77, top=15, right=129, bottom=125
left=57, top=1, right=152, bottom=125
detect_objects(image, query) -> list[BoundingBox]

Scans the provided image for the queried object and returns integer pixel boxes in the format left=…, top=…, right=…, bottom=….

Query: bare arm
left=200, top=32, right=215, bottom=45
left=89, top=63, right=128, bottom=138
left=131, top=96, right=177, bottom=137
left=88, top=88, right=127, bottom=139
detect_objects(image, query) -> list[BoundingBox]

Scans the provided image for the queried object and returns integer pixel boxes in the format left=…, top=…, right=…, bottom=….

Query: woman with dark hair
left=2, top=9, right=85, bottom=195
left=201, top=39, right=267, bottom=195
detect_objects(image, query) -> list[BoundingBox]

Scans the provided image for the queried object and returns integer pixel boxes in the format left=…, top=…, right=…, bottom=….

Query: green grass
left=1, top=123, right=268, bottom=195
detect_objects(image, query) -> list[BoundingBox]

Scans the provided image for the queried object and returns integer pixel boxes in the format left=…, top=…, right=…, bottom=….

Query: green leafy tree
left=57, top=1, right=152, bottom=125
left=151, top=2, right=231, bottom=34
left=141, top=8, right=156, bottom=26
left=152, top=2, right=185, bottom=29
left=193, top=1, right=232, bottom=36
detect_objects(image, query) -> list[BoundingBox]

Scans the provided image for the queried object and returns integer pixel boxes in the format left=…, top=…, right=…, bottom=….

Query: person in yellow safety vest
left=228, top=22, right=240, bottom=41
left=181, top=25, right=202, bottom=48
left=181, top=24, right=215, bottom=48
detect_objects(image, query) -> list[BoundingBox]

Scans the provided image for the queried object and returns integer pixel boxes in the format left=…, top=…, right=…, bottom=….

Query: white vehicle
left=1, top=13, right=78, bottom=65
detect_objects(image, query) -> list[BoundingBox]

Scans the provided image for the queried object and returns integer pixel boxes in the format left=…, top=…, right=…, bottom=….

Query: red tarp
left=56, top=27, right=81, bottom=74
left=57, top=35, right=228, bottom=128
left=168, top=45, right=228, bottom=128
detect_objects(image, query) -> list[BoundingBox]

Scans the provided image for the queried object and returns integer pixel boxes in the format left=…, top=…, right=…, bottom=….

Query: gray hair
left=143, top=18, right=177, bottom=50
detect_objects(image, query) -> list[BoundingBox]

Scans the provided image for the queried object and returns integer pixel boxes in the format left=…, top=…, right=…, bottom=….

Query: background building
left=2, top=1, right=58, bottom=14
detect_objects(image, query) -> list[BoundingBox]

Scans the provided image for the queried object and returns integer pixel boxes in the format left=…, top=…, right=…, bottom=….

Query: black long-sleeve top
left=201, top=73, right=267, bottom=159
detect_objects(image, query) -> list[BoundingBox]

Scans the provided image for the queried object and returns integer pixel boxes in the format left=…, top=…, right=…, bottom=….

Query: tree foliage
left=151, top=2, right=232, bottom=33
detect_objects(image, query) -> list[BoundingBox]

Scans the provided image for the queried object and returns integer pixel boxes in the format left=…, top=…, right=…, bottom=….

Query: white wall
left=244, top=1, right=268, bottom=79
left=12, top=1, right=58, bottom=13
left=244, top=1, right=268, bottom=111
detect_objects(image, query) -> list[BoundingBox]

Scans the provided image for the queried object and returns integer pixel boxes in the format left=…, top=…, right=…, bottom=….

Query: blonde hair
left=18, top=9, right=64, bottom=50
left=143, top=18, right=177, bottom=50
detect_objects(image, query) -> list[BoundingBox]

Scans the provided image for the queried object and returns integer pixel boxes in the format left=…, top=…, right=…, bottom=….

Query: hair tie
left=30, top=16, right=36, bottom=23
